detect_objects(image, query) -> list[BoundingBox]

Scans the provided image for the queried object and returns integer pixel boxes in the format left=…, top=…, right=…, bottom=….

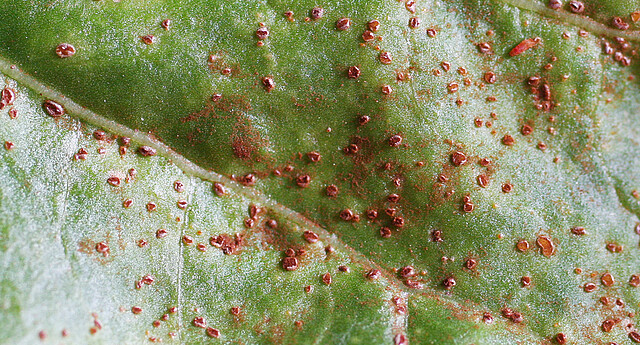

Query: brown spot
left=568, top=0, right=584, bottom=13
left=347, top=66, right=361, bottom=79
left=451, top=151, right=467, bottom=166
left=516, top=240, right=530, bottom=252
left=141, top=35, right=155, bottom=45
left=536, top=235, right=555, bottom=257
left=282, top=256, right=299, bottom=271
left=43, top=100, right=65, bottom=117
left=502, top=134, right=515, bottom=146
left=336, top=17, right=351, bottom=31
left=502, top=183, right=513, bottom=193
left=521, top=276, right=531, bottom=287
left=56, top=43, right=76, bottom=58
left=601, top=273, right=615, bottom=287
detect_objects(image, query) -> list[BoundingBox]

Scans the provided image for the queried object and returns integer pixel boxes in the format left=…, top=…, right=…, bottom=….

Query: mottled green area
left=2, top=0, right=640, bottom=343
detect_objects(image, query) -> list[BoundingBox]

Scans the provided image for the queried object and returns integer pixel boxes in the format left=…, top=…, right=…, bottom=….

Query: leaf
left=1, top=0, right=640, bottom=344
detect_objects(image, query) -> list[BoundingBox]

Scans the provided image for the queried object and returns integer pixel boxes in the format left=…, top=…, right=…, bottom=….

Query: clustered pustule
left=501, top=308, right=523, bottom=323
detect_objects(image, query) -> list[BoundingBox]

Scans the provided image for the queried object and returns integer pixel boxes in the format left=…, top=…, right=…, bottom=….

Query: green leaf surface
left=2, top=0, right=640, bottom=343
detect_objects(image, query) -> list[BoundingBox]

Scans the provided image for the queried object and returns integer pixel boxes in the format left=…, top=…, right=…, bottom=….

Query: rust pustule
left=348, top=66, right=361, bottom=79
left=568, top=0, right=584, bottom=13
left=516, top=240, right=530, bottom=252
left=43, top=100, right=65, bottom=117
left=56, top=43, right=76, bottom=58
left=362, top=30, right=375, bottom=41
left=367, top=269, right=381, bottom=280
left=601, top=273, right=615, bottom=287
left=451, top=151, right=467, bottom=166
left=326, top=184, right=338, bottom=197
left=296, top=174, right=311, bottom=188
left=206, top=328, right=220, bottom=338
left=282, top=256, right=298, bottom=271
left=536, top=235, right=555, bottom=257
left=336, top=17, right=351, bottom=31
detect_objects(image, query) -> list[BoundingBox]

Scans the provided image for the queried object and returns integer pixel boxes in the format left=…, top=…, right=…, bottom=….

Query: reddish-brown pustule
left=509, top=38, right=541, bottom=57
